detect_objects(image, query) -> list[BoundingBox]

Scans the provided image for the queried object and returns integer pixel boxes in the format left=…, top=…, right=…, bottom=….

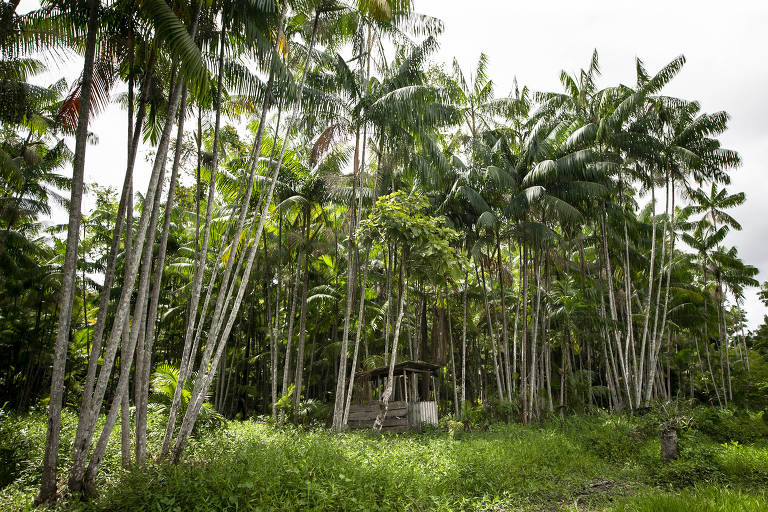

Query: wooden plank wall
left=347, top=401, right=409, bottom=433
left=348, top=401, right=438, bottom=433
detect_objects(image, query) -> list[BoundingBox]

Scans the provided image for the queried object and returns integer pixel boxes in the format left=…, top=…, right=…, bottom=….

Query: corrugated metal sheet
left=408, top=401, right=438, bottom=430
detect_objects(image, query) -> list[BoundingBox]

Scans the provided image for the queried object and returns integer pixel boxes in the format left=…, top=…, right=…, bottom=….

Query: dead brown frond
left=310, top=122, right=347, bottom=167
left=56, top=59, right=114, bottom=133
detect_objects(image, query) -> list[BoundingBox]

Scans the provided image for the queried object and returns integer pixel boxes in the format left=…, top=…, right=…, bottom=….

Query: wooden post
left=367, top=376, right=372, bottom=402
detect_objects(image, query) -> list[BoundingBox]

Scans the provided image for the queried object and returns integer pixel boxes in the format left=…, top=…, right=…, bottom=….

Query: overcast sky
left=18, top=0, right=768, bottom=328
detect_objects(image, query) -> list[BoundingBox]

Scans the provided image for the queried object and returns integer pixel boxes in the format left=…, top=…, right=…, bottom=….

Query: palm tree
left=683, top=220, right=728, bottom=405
left=39, top=0, right=99, bottom=502
left=68, top=0, right=208, bottom=492
left=689, top=183, right=744, bottom=231
left=634, top=97, right=740, bottom=406
left=169, top=0, right=341, bottom=460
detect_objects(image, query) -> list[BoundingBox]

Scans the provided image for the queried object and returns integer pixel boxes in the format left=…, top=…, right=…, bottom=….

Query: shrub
left=459, top=398, right=519, bottom=429
left=447, top=419, right=465, bottom=439
left=574, top=415, right=651, bottom=463
left=718, top=441, right=768, bottom=485
left=295, top=399, right=331, bottom=425
left=650, top=441, right=723, bottom=486
left=694, top=408, right=768, bottom=444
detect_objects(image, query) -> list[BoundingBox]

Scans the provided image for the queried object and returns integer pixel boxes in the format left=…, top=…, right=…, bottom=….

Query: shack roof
left=354, top=360, right=442, bottom=379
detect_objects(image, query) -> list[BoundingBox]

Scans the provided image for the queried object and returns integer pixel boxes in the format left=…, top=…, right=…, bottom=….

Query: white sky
left=17, top=0, right=768, bottom=328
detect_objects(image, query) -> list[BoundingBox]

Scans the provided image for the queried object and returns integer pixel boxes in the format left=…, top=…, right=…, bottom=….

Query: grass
left=605, top=487, right=768, bottom=512
left=1, top=407, right=767, bottom=511
left=90, top=423, right=615, bottom=511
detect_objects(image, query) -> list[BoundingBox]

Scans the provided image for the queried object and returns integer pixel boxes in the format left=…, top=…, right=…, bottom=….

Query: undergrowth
left=1, top=405, right=766, bottom=511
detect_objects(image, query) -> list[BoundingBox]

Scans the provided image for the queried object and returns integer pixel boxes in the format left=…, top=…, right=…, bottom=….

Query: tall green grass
left=606, top=486, right=768, bottom=512
left=89, top=422, right=613, bottom=511
left=1, top=407, right=767, bottom=511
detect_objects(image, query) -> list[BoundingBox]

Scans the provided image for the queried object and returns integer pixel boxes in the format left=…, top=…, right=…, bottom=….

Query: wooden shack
left=347, top=360, right=441, bottom=432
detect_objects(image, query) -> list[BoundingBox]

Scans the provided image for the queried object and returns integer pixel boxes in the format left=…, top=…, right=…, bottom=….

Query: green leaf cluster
left=358, top=190, right=467, bottom=281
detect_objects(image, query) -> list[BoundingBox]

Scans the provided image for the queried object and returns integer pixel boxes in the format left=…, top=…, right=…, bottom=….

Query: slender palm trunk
left=343, top=254, right=369, bottom=426
left=527, top=256, right=542, bottom=421
left=293, top=209, right=311, bottom=419
left=645, top=175, right=671, bottom=404
left=172, top=9, right=317, bottom=459
left=280, top=260, right=300, bottom=422
left=374, top=246, right=407, bottom=430
left=638, top=184, right=658, bottom=404
left=119, top=37, right=136, bottom=469
left=384, top=243, right=393, bottom=365
left=271, top=214, right=282, bottom=420
left=136, top=86, right=189, bottom=463
left=332, top=137, right=360, bottom=431
left=497, top=238, right=512, bottom=401
left=447, top=299, right=459, bottom=416
left=543, top=253, right=553, bottom=413
left=39, top=1, right=98, bottom=501
left=716, top=289, right=731, bottom=402
left=559, top=339, right=567, bottom=416
left=621, top=213, right=636, bottom=401
left=120, top=185, right=133, bottom=469
left=520, top=245, right=529, bottom=422
left=461, top=269, right=468, bottom=411
left=479, top=256, right=504, bottom=401
left=738, top=301, right=750, bottom=372
left=512, top=247, right=522, bottom=395
left=701, top=267, right=722, bottom=407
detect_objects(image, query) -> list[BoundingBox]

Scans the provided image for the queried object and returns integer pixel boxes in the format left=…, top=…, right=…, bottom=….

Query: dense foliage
left=0, top=0, right=767, bottom=507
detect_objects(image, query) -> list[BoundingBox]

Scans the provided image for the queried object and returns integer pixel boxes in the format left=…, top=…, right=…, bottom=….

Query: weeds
left=1, top=405, right=766, bottom=511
